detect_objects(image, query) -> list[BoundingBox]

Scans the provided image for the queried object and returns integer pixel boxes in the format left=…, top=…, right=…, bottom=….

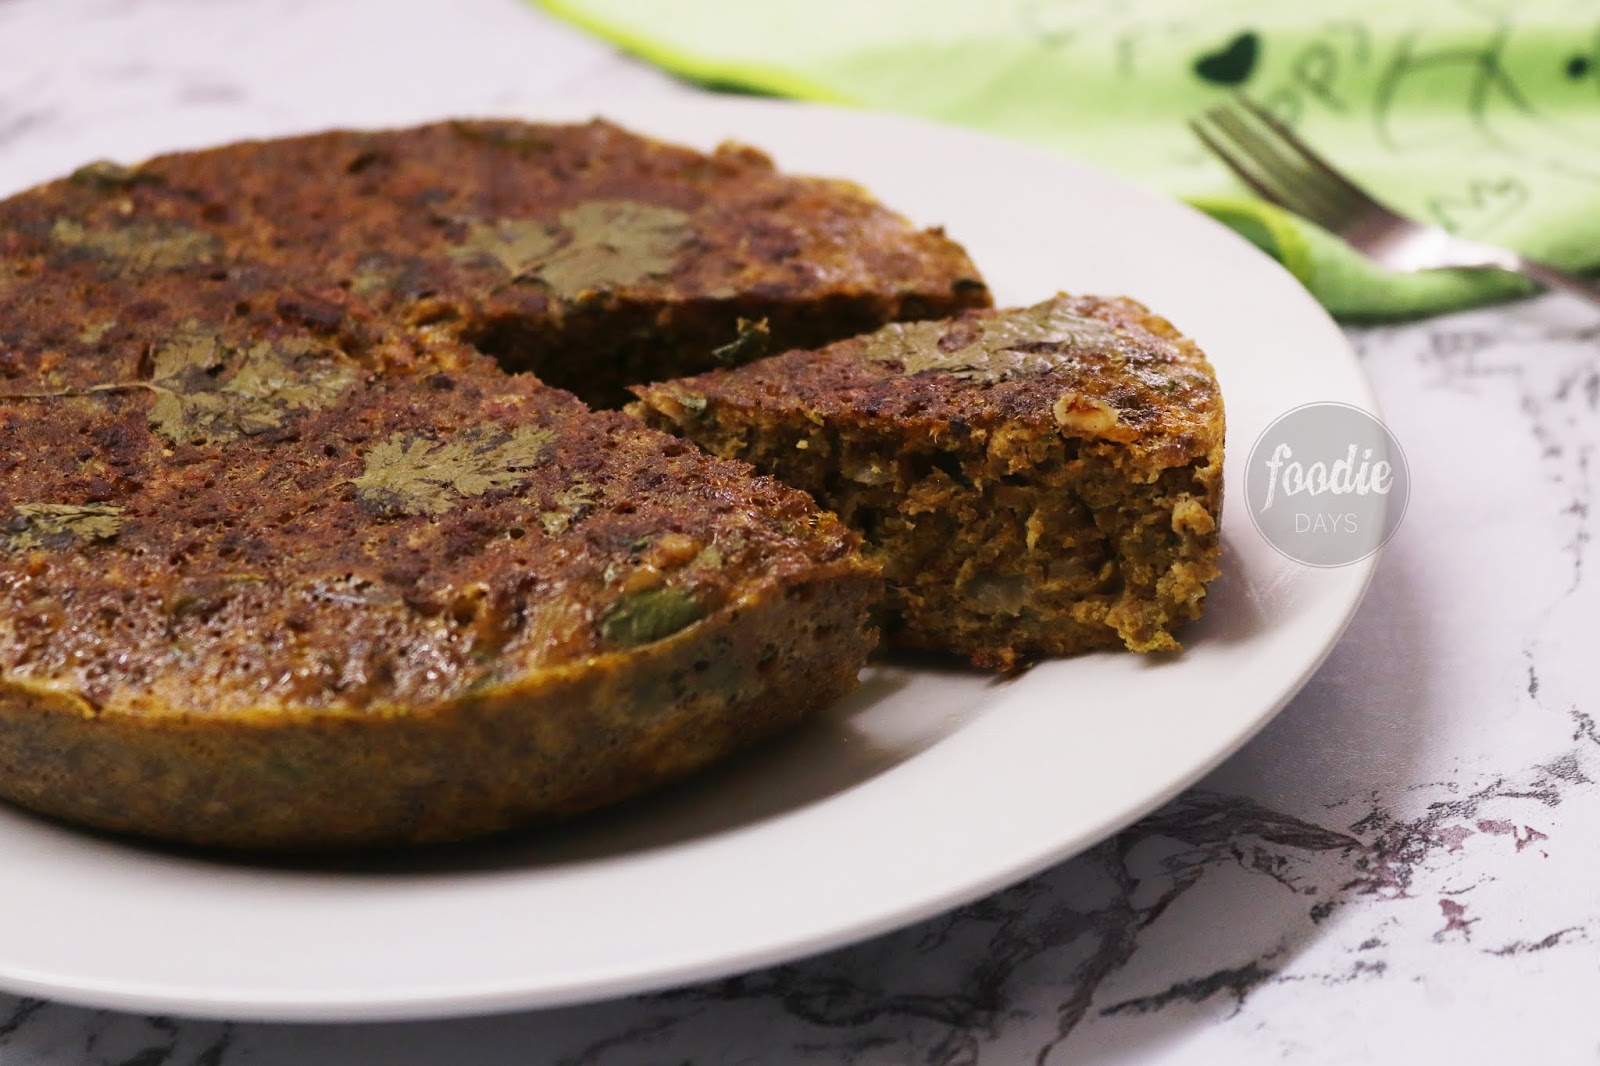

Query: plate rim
left=0, top=94, right=1380, bottom=1021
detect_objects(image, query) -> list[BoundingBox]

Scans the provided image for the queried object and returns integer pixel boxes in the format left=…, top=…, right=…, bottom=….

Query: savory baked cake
left=0, top=119, right=941, bottom=849
left=0, top=117, right=1225, bottom=849
left=631, top=295, right=1225, bottom=669
left=0, top=272, right=880, bottom=849
left=3, top=119, right=990, bottom=407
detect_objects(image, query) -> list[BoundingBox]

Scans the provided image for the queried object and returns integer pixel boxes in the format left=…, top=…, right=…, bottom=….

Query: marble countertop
left=2, top=1, right=1597, bottom=1062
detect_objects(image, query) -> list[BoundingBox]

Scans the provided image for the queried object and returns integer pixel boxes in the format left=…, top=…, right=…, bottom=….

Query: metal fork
left=1190, top=94, right=1600, bottom=307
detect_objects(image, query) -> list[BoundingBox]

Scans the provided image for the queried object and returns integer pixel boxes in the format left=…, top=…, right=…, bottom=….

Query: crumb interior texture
left=631, top=294, right=1225, bottom=670
left=0, top=121, right=925, bottom=850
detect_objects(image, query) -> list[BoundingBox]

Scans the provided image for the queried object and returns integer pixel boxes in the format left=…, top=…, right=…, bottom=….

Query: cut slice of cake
left=631, top=294, right=1225, bottom=670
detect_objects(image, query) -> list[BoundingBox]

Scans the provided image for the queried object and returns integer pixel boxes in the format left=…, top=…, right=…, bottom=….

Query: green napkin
left=536, top=0, right=1600, bottom=318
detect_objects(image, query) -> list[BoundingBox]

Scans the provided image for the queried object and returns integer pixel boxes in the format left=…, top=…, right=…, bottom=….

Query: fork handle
left=1510, top=255, right=1600, bottom=308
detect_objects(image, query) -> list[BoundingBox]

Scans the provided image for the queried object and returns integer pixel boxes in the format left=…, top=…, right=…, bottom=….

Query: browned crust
left=633, top=294, right=1220, bottom=460
left=0, top=555, right=879, bottom=850
left=0, top=270, right=870, bottom=711
left=0, top=120, right=990, bottom=406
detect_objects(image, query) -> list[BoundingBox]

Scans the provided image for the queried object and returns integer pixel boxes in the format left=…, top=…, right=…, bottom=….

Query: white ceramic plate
left=0, top=97, right=1377, bottom=1021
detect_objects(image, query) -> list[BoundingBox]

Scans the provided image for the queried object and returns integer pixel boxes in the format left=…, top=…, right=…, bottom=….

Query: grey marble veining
left=0, top=1, right=1597, bottom=1062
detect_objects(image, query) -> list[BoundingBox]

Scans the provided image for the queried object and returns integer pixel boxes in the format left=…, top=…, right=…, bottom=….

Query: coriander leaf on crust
left=0, top=327, right=359, bottom=447
left=4, top=503, right=125, bottom=552
left=450, top=199, right=691, bottom=300
left=857, top=298, right=1131, bottom=384
left=144, top=330, right=359, bottom=446
left=351, top=424, right=557, bottom=516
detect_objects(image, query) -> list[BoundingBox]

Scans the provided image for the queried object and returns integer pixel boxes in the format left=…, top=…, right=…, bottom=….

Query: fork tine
left=1187, top=118, right=1290, bottom=208
left=1231, top=94, right=1385, bottom=213
left=1192, top=111, right=1342, bottom=231
left=1191, top=96, right=1600, bottom=303
left=1201, top=107, right=1353, bottom=232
